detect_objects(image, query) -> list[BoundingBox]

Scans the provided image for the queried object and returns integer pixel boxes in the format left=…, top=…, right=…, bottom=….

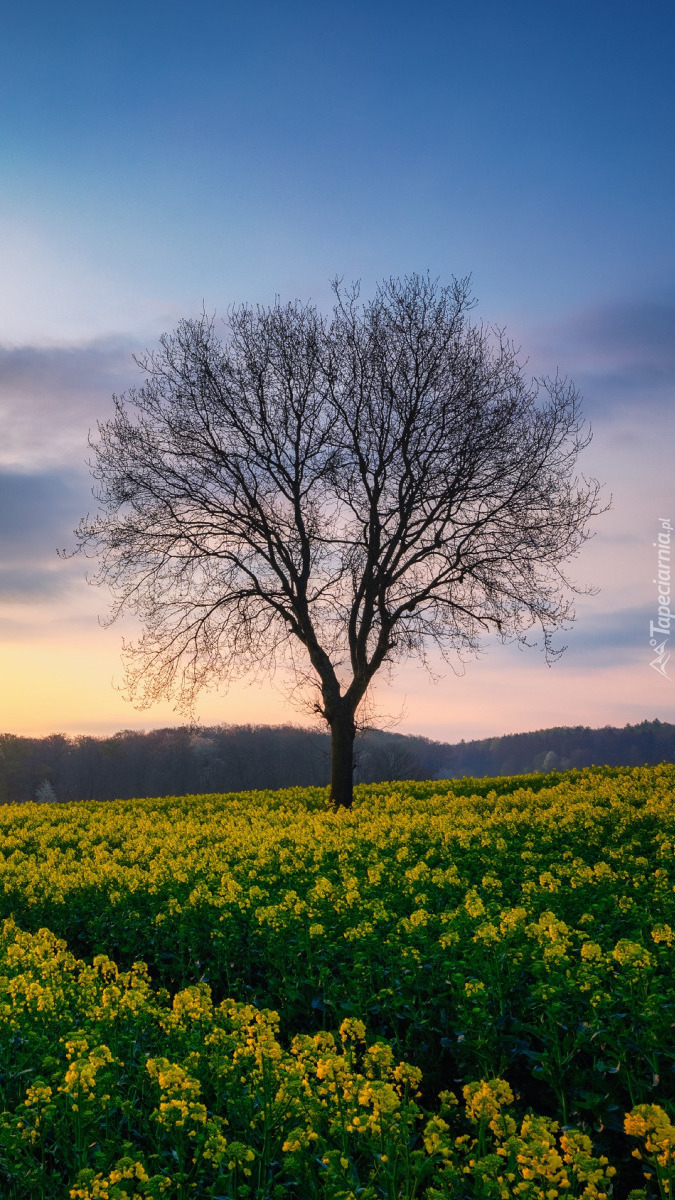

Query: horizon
left=1, top=0, right=674, bottom=740
left=1, top=715, right=671, bottom=748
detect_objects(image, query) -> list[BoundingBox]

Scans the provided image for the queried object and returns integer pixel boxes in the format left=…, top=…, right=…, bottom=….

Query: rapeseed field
left=0, top=765, right=673, bottom=1198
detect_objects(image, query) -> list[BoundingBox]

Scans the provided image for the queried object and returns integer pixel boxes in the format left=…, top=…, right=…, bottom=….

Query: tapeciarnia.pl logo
left=650, top=516, right=672, bottom=679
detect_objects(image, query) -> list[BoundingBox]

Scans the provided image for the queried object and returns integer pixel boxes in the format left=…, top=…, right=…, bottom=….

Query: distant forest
left=0, top=718, right=673, bottom=805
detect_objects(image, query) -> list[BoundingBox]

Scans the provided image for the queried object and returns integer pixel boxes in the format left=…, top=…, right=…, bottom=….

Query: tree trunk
left=329, top=708, right=356, bottom=809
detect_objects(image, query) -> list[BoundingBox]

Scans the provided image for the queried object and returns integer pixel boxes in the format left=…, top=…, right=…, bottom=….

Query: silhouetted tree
left=75, top=274, right=604, bottom=807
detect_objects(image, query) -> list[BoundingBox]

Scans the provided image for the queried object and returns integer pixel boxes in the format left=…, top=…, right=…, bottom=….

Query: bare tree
left=75, top=274, right=604, bottom=808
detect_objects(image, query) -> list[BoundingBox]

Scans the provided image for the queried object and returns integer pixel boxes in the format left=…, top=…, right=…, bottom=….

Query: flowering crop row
left=0, top=765, right=673, bottom=1195
left=0, top=918, right=652, bottom=1199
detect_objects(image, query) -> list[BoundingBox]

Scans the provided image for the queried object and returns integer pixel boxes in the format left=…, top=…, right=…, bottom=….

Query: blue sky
left=0, top=0, right=673, bottom=737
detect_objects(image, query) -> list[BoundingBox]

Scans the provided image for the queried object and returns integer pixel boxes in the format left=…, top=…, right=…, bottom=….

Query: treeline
left=0, top=718, right=673, bottom=805
left=442, top=718, right=675, bottom=777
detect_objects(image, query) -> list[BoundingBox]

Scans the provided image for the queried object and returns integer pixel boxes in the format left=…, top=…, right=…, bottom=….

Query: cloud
left=557, top=604, right=650, bottom=667
left=0, top=467, right=88, bottom=557
left=0, top=611, right=99, bottom=641
left=527, top=291, right=675, bottom=414
left=0, top=336, right=142, bottom=468
left=570, top=297, right=675, bottom=400
left=0, top=566, right=71, bottom=601
left=0, top=466, right=91, bottom=602
left=491, top=605, right=654, bottom=671
left=574, top=298, right=675, bottom=374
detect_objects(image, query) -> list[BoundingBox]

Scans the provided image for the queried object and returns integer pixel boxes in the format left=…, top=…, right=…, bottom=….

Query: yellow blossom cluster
left=625, top=1104, right=675, bottom=1195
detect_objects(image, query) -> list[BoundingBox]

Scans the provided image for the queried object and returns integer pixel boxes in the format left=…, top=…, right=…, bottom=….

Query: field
left=0, top=766, right=674, bottom=1199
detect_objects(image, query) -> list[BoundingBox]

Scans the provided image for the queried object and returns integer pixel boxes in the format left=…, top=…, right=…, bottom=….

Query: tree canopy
left=77, top=274, right=604, bottom=806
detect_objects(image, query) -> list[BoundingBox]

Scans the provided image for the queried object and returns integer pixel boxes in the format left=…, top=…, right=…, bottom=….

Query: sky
left=1, top=0, right=674, bottom=742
